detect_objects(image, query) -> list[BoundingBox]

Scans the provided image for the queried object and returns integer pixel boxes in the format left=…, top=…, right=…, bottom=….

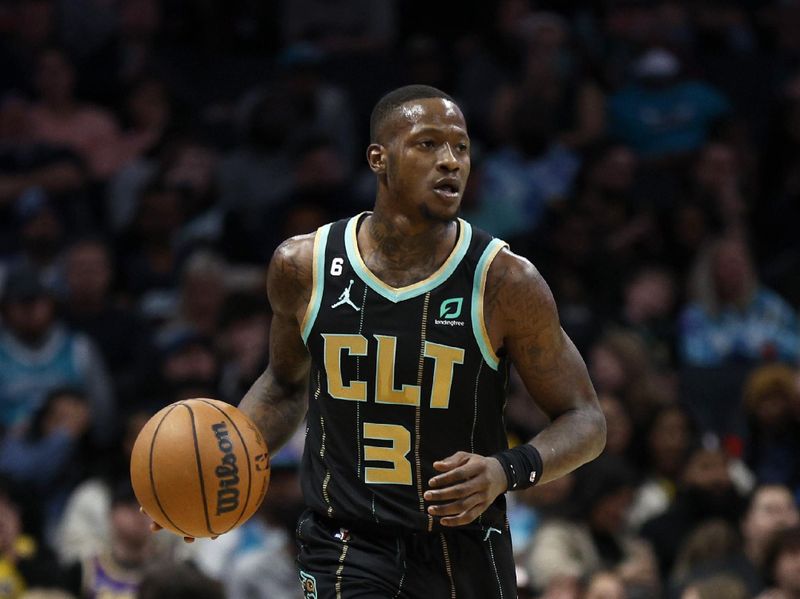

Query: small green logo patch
left=439, top=297, right=463, bottom=319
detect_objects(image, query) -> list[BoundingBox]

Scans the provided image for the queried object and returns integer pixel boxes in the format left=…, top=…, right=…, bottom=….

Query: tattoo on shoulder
left=485, top=250, right=556, bottom=338
left=269, top=234, right=315, bottom=315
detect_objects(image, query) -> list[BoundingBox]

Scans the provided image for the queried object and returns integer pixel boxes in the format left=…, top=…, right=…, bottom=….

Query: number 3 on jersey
left=322, top=334, right=465, bottom=485
left=363, top=423, right=411, bottom=485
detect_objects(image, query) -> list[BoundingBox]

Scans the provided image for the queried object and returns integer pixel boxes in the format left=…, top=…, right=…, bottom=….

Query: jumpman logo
left=331, top=279, right=360, bottom=311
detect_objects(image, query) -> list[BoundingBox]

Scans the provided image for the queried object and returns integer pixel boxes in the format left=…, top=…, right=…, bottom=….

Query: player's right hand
left=424, top=451, right=508, bottom=526
left=139, top=507, right=217, bottom=543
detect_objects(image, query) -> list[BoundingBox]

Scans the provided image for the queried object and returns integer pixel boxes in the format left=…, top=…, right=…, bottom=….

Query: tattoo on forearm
left=240, top=369, right=308, bottom=452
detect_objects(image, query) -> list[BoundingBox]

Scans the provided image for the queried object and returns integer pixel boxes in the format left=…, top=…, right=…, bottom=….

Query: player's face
left=383, top=98, right=470, bottom=222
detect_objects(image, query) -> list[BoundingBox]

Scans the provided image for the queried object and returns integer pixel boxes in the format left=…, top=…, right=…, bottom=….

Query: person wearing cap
left=608, top=47, right=731, bottom=160
left=0, top=265, right=114, bottom=445
left=6, top=187, right=65, bottom=295
left=152, top=325, right=220, bottom=403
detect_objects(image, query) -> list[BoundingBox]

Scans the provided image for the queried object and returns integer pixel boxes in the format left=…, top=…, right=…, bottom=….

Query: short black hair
left=138, top=562, right=225, bottom=599
left=369, top=84, right=456, bottom=143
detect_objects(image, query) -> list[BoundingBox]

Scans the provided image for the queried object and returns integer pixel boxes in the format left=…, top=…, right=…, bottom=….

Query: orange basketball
left=130, top=398, right=270, bottom=538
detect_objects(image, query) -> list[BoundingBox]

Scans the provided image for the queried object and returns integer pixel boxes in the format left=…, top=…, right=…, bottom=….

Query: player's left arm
left=425, top=249, right=606, bottom=526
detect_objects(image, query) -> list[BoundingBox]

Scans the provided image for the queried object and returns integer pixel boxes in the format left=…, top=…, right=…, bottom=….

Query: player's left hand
left=424, top=451, right=507, bottom=526
left=139, top=508, right=217, bottom=543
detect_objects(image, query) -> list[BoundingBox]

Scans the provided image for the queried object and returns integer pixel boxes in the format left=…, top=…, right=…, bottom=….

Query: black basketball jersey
left=301, top=213, right=510, bottom=532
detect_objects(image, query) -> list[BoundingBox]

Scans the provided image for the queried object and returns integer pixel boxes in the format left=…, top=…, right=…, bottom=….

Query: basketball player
left=233, top=85, right=606, bottom=597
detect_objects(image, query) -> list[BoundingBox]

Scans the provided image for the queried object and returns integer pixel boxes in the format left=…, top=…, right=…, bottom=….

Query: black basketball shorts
left=295, top=509, right=517, bottom=599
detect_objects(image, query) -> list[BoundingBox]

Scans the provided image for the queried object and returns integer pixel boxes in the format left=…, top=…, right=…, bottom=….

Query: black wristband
left=492, top=444, right=543, bottom=491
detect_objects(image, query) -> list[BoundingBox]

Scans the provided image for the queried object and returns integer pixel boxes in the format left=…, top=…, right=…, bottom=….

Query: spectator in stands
left=0, top=0, right=56, bottom=95
left=527, top=455, right=658, bottom=595
left=189, top=437, right=303, bottom=588
left=608, top=47, right=731, bottom=161
left=19, top=590, right=74, bottom=599
left=0, top=94, right=85, bottom=223
left=55, top=409, right=183, bottom=567
left=281, top=0, right=396, bottom=54
left=743, top=365, right=800, bottom=487
left=115, top=78, right=177, bottom=170
left=471, top=95, right=581, bottom=240
left=62, top=482, right=161, bottom=599
left=226, top=460, right=305, bottom=599
left=541, top=141, right=656, bottom=332
left=618, top=265, right=678, bottom=371
left=161, top=138, right=221, bottom=251
left=682, top=574, right=749, bottom=599
left=151, top=325, right=220, bottom=402
left=680, top=236, right=800, bottom=367
left=628, top=404, right=696, bottom=531
left=217, top=292, right=271, bottom=405
left=119, top=181, right=186, bottom=314
left=689, top=141, right=750, bottom=238
left=758, top=526, right=800, bottom=599
left=137, top=561, right=224, bottom=599
left=587, top=329, right=670, bottom=426
left=507, top=472, right=576, bottom=561
left=741, top=484, right=800, bottom=589
left=4, top=188, right=65, bottom=293
left=0, top=387, right=92, bottom=542
left=584, top=571, right=626, bottom=599
left=276, top=45, right=357, bottom=168
left=26, top=48, right=125, bottom=180
left=105, top=102, right=195, bottom=239
left=758, top=70, right=800, bottom=308
left=641, top=447, right=747, bottom=577
left=489, top=12, right=606, bottom=151
left=570, top=141, right=655, bottom=269
left=174, top=250, right=228, bottom=338
left=0, top=477, right=62, bottom=596
left=669, top=519, right=754, bottom=597
left=62, top=237, right=153, bottom=402
left=0, top=265, right=114, bottom=444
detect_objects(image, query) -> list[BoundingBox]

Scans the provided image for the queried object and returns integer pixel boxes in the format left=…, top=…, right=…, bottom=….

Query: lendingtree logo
left=439, top=297, right=463, bottom=319
left=436, top=297, right=465, bottom=326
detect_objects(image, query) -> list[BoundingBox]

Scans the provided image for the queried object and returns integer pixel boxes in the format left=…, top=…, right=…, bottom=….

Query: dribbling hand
left=138, top=507, right=217, bottom=543
left=424, top=451, right=508, bottom=526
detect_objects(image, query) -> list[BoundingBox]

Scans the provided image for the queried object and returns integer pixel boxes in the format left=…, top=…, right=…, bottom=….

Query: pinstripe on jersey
left=301, top=213, right=510, bottom=532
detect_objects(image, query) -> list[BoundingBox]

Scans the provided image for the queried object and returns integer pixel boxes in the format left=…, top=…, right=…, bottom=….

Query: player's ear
left=367, top=144, right=386, bottom=174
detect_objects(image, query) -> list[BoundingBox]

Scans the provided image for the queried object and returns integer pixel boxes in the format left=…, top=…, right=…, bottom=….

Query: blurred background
left=0, top=0, right=799, bottom=598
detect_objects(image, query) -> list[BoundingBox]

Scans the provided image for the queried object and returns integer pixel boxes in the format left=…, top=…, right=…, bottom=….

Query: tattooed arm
left=491, top=249, right=606, bottom=483
left=425, top=249, right=605, bottom=526
left=144, top=235, right=314, bottom=541
left=238, top=233, right=314, bottom=452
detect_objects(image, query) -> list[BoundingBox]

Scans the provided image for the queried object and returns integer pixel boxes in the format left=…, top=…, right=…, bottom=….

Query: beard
left=419, top=201, right=459, bottom=224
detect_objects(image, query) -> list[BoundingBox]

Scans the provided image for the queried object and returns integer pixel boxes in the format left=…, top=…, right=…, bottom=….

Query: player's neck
left=362, top=207, right=456, bottom=272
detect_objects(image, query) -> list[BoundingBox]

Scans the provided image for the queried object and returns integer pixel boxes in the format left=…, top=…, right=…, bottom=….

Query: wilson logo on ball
left=212, top=422, right=240, bottom=515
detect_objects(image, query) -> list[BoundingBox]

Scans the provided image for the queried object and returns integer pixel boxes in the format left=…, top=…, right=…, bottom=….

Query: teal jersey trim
left=471, top=238, right=508, bottom=370
left=301, top=223, right=332, bottom=343
left=344, top=213, right=473, bottom=303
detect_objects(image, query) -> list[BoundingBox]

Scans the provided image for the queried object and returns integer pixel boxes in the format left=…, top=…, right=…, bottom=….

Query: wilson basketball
left=130, top=398, right=270, bottom=538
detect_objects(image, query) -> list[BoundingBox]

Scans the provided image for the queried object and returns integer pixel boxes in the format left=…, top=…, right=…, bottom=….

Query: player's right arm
left=238, top=233, right=315, bottom=453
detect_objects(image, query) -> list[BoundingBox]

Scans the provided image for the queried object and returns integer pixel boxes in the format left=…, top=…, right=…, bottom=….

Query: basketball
left=130, top=398, right=270, bottom=539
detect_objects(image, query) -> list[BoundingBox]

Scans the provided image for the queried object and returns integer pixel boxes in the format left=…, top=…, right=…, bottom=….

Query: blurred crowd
left=0, top=0, right=799, bottom=598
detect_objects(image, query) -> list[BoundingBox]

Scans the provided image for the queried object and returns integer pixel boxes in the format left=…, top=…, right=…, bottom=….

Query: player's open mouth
left=433, top=180, right=461, bottom=199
